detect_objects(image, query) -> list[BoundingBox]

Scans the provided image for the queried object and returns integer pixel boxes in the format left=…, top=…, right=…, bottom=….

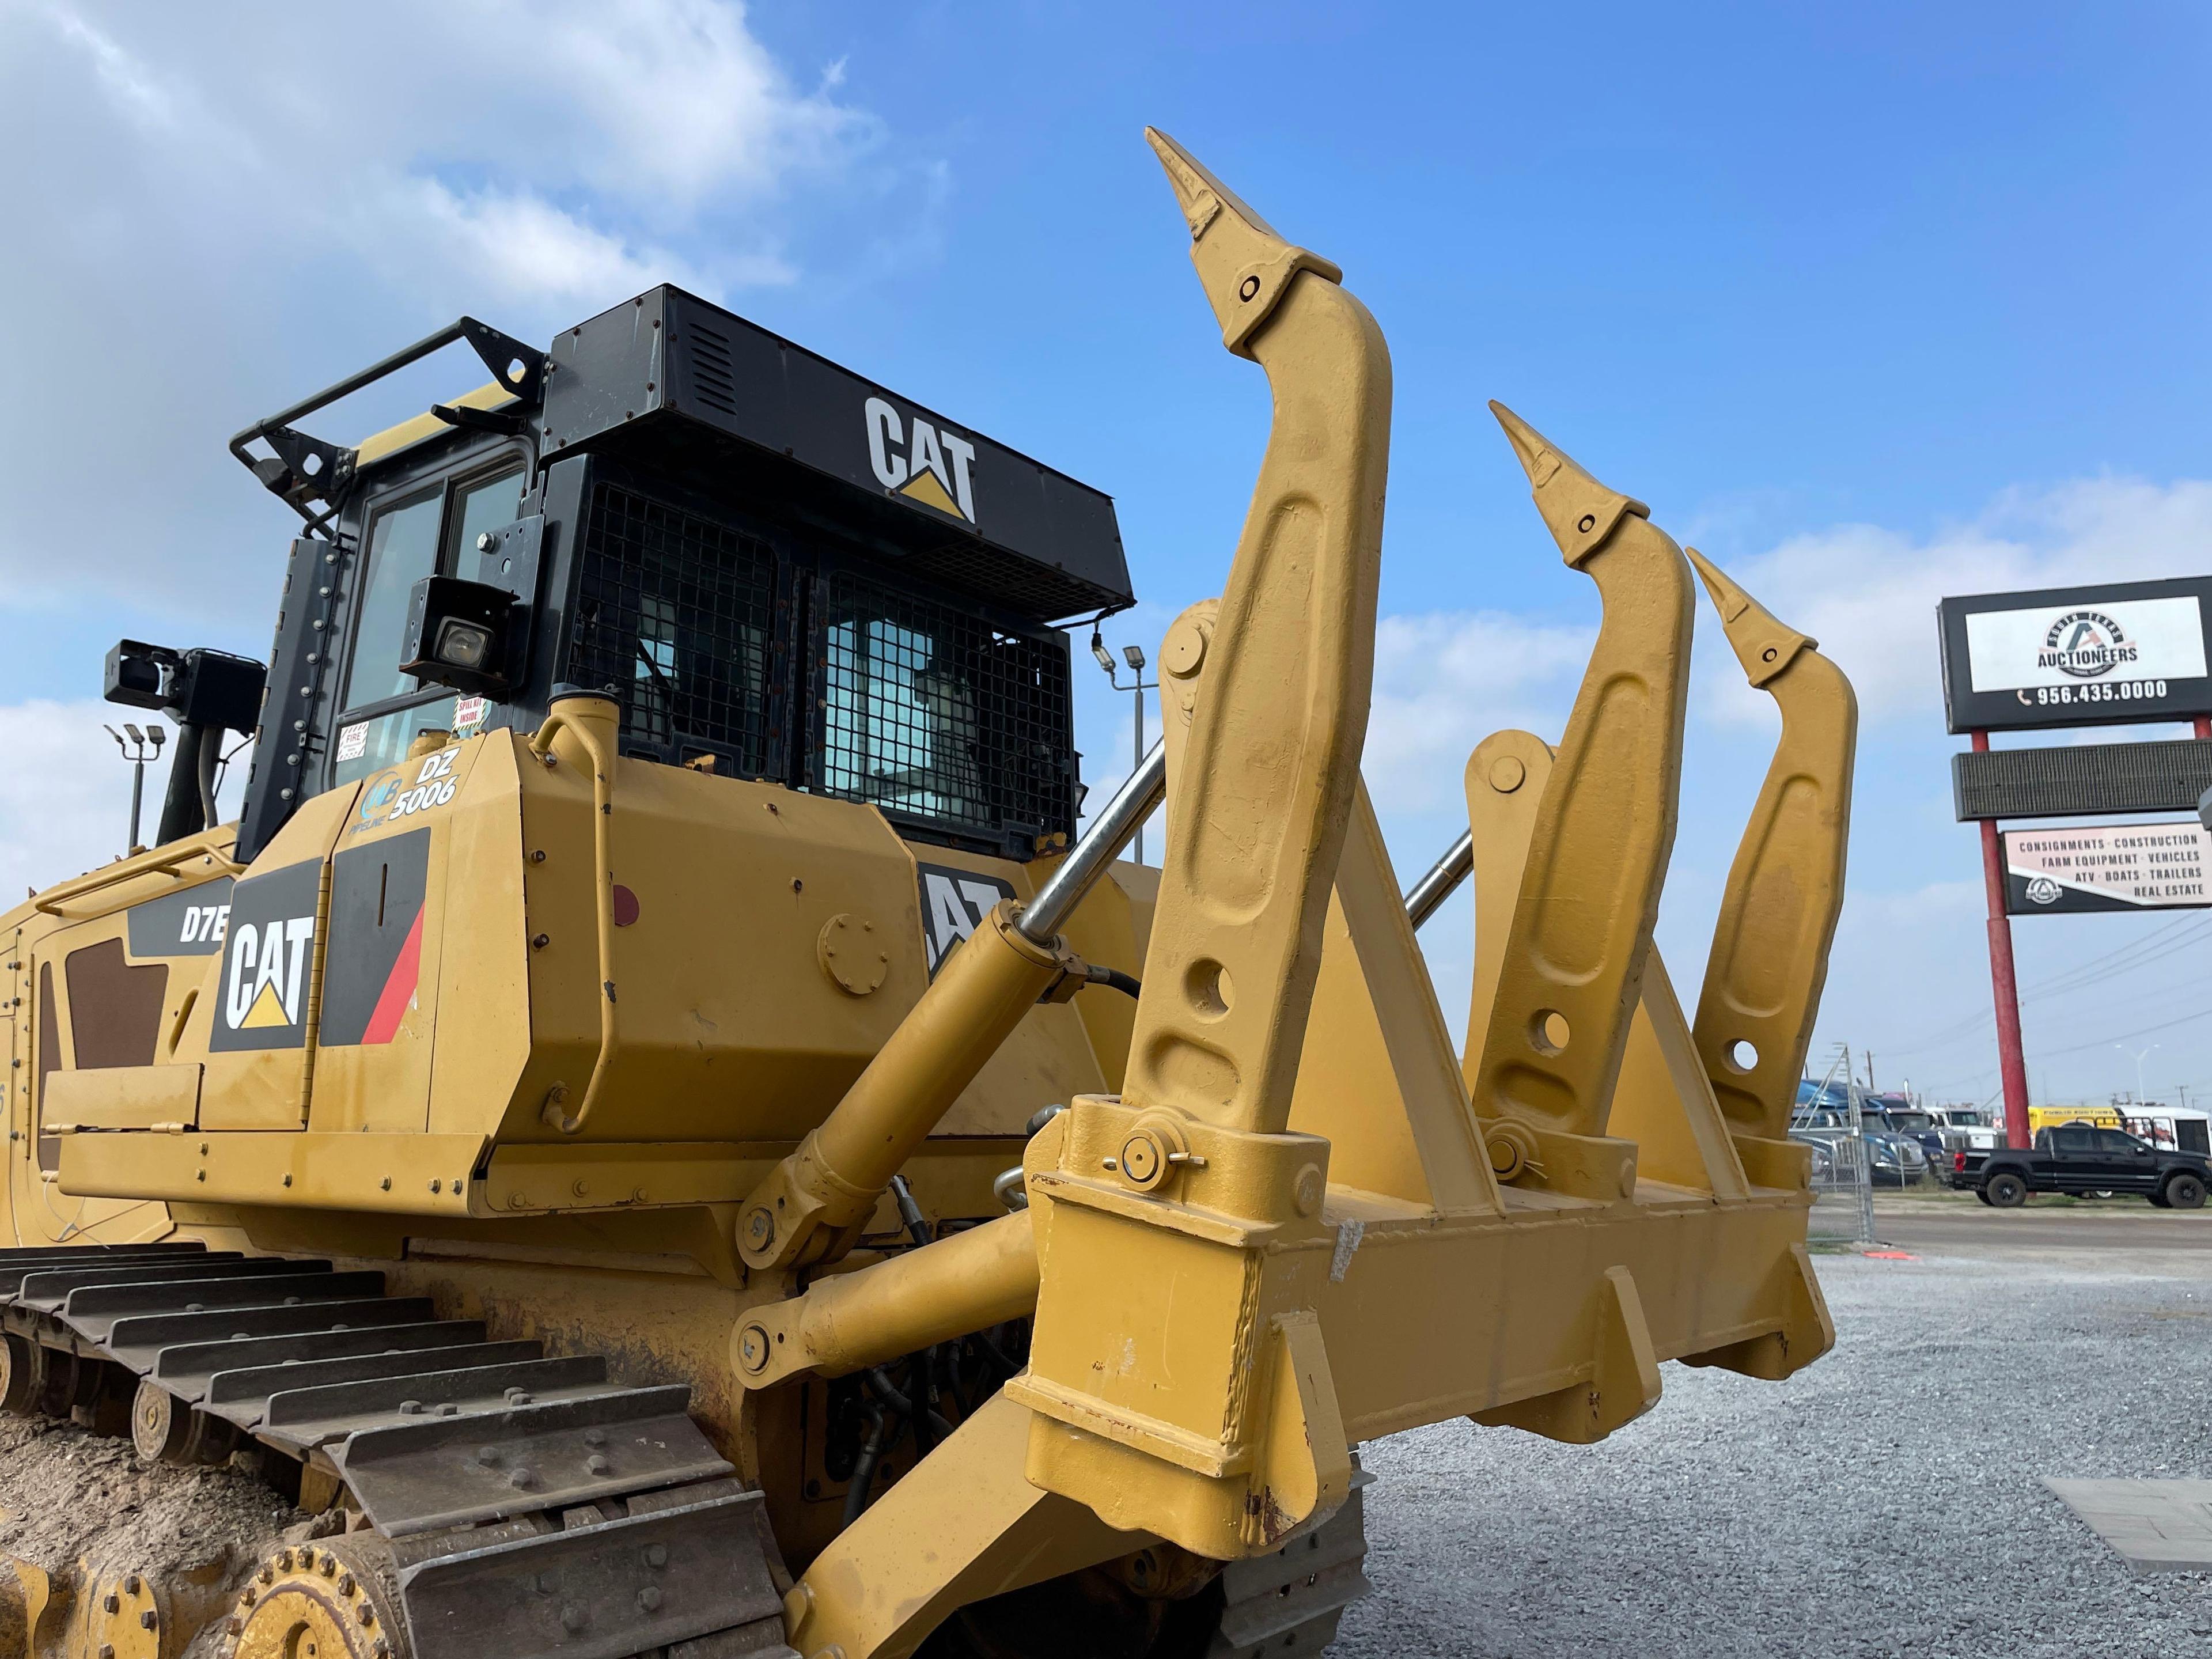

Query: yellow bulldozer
left=0, top=130, right=1855, bottom=1659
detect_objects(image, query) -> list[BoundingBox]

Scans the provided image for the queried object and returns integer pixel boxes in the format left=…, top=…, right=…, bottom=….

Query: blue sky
left=4, top=1, right=2210, bottom=1107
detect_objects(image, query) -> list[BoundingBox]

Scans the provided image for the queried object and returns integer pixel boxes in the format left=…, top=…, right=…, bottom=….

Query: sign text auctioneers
left=1938, top=575, right=2212, bottom=734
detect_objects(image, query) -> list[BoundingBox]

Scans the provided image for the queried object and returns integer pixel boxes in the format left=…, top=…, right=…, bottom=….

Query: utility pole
left=1090, top=628, right=1159, bottom=864
left=104, top=724, right=164, bottom=853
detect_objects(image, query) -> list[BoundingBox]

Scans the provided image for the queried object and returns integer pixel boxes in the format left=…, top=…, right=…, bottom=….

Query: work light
left=400, top=575, right=517, bottom=697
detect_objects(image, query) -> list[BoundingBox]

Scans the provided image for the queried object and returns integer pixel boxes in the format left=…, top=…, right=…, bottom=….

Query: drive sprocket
left=225, top=1535, right=406, bottom=1659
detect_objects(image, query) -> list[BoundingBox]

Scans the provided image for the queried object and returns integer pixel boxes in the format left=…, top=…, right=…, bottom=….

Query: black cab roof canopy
left=236, top=287, right=1132, bottom=627
left=543, top=287, right=1131, bottom=624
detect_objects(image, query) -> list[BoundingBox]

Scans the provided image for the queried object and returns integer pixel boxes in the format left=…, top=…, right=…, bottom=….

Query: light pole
left=2116, top=1042, right=2160, bottom=1107
left=1090, top=630, right=1158, bottom=863
left=104, top=723, right=165, bottom=853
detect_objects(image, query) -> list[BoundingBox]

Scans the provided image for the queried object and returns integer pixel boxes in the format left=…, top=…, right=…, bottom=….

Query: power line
left=1883, top=912, right=2212, bottom=1058
left=2024, top=1004, right=2212, bottom=1062
left=2016, top=914, right=2212, bottom=1002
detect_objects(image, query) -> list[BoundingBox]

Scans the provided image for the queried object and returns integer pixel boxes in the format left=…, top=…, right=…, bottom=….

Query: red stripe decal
left=361, top=906, right=425, bottom=1045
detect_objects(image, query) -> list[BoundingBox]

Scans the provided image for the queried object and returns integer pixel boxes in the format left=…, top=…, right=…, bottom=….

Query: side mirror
left=399, top=575, right=519, bottom=698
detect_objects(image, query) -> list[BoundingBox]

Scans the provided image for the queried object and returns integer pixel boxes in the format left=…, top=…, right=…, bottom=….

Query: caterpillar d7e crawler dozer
left=0, top=130, right=1855, bottom=1659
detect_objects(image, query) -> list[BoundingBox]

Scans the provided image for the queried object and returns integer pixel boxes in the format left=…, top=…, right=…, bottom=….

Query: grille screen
left=815, top=568, right=1074, bottom=843
left=566, top=483, right=777, bottom=773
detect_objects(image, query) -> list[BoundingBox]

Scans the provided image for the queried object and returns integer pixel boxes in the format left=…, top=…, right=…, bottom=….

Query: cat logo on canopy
left=865, top=396, right=978, bottom=525
left=208, top=859, right=323, bottom=1052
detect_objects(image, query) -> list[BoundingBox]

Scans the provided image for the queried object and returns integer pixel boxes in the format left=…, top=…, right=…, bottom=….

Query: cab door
left=2099, top=1129, right=2160, bottom=1194
left=2042, top=1123, right=2098, bottom=1192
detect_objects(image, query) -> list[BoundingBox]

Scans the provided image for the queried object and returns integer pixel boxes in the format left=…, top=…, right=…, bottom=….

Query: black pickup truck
left=1975, top=1122, right=2210, bottom=1209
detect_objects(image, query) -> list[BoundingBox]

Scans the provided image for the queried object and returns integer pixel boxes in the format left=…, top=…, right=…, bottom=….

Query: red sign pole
left=1971, top=729, right=2033, bottom=1148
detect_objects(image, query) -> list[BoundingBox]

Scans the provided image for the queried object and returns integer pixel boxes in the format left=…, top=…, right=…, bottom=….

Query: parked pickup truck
left=1974, top=1122, right=2211, bottom=1209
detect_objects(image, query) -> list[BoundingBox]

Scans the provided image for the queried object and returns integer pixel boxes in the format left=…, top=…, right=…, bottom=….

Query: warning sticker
left=335, top=722, right=368, bottom=762
left=453, top=695, right=489, bottom=734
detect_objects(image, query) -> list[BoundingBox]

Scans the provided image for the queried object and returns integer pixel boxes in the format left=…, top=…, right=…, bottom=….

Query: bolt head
left=738, top=1325, right=770, bottom=1372
left=638, top=1586, right=664, bottom=1613
left=560, top=1605, right=588, bottom=1634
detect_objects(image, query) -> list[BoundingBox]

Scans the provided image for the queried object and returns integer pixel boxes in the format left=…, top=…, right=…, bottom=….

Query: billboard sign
left=1951, top=738, right=2212, bottom=821
left=2001, top=820, right=2211, bottom=915
left=1938, top=576, right=2212, bottom=733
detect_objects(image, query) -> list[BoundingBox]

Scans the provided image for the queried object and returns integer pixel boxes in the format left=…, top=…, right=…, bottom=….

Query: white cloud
left=0, top=1, right=923, bottom=611
left=1709, top=476, right=2212, bottom=726
left=370, top=180, right=722, bottom=311
left=1365, top=611, right=1593, bottom=813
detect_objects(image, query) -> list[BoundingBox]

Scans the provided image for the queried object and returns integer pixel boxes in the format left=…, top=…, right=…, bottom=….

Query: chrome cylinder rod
left=1020, top=740, right=1167, bottom=942
left=1403, top=829, right=1473, bottom=931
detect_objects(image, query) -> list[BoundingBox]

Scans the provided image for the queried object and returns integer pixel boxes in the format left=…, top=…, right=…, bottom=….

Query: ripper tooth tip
left=1684, top=547, right=1748, bottom=621
left=1685, top=547, right=1815, bottom=685
left=1488, top=402, right=1648, bottom=567
left=1144, top=127, right=1281, bottom=243
left=1487, top=401, right=1555, bottom=486
left=1147, top=127, right=1341, bottom=358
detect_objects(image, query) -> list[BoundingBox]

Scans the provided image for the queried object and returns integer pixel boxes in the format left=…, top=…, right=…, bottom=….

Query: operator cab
left=175, top=289, right=1133, bottom=865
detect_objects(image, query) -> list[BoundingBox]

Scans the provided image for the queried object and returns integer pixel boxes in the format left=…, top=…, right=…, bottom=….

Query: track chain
left=0, top=1242, right=796, bottom=1659
left=1206, top=1465, right=1373, bottom=1658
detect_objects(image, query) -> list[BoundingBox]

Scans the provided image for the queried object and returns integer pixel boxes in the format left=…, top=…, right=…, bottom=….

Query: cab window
left=450, top=465, right=526, bottom=566
left=335, top=457, right=524, bottom=784
left=334, top=695, right=460, bottom=785
left=347, top=488, right=444, bottom=710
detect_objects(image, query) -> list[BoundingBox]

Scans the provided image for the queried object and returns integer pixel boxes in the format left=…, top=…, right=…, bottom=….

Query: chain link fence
left=1799, top=1081, right=1877, bottom=1244
left=1806, top=1127, right=1876, bottom=1243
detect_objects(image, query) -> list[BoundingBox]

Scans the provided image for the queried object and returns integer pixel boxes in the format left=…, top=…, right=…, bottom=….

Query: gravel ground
left=1332, top=1240, right=2212, bottom=1658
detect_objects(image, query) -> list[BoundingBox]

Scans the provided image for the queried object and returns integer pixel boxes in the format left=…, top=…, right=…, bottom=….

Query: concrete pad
left=2046, top=1479, right=2212, bottom=1574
